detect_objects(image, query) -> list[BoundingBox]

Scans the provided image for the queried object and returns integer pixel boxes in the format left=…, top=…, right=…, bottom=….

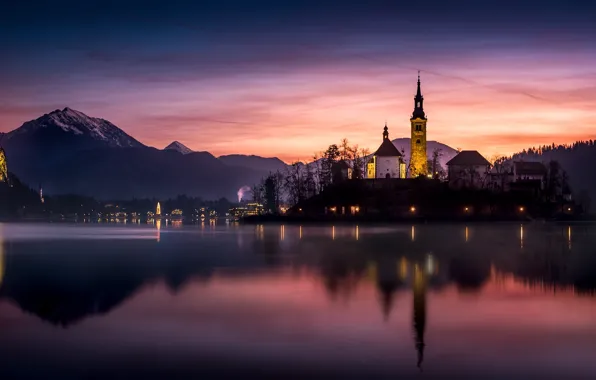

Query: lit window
left=416, top=139, right=421, bottom=144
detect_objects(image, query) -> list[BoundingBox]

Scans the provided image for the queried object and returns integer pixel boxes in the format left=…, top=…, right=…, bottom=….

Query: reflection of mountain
left=0, top=239, right=259, bottom=327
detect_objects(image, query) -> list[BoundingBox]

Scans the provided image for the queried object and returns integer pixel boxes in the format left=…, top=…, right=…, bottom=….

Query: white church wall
left=376, top=157, right=401, bottom=178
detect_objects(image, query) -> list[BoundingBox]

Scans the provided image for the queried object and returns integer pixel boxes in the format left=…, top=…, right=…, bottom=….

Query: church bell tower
left=410, top=72, right=427, bottom=177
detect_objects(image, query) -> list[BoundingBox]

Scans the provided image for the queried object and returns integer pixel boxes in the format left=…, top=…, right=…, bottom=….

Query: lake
left=1, top=222, right=596, bottom=379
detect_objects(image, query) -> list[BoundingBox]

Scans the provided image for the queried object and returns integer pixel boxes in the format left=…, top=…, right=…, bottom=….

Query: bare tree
left=284, top=162, right=307, bottom=206
left=490, top=155, right=511, bottom=191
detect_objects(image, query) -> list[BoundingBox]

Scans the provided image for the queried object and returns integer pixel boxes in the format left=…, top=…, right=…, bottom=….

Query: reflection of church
left=368, top=255, right=430, bottom=370
left=366, top=74, right=428, bottom=179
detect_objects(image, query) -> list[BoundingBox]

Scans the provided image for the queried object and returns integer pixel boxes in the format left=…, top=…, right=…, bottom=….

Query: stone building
left=446, top=150, right=491, bottom=188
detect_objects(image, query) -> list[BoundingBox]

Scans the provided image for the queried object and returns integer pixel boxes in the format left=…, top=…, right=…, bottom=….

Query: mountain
left=5, top=107, right=143, bottom=150
left=391, top=138, right=458, bottom=170
left=164, top=141, right=193, bottom=154
left=1, top=109, right=269, bottom=200
left=219, top=154, right=288, bottom=173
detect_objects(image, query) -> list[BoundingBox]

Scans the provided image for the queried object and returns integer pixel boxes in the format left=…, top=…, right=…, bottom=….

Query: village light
left=410, top=206, right=416, bottom=213
left=464, top=206, right=469, bottom=212
left=519, top=206, right=525, bottom=212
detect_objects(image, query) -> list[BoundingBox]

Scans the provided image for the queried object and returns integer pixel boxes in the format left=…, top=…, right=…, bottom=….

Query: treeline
left=491, top=140, right=596, bottom=212
left=251, top=138, right=370, bottom=210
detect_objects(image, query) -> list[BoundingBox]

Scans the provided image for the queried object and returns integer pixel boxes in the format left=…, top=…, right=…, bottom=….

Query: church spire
left=383, top=122, right=389, bottom=140
left=412, top=71, right=426, bottom=120
left=416, top=71, right=422, bottom=98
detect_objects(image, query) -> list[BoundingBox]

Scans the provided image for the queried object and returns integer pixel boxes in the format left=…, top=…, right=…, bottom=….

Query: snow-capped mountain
left=6, top=107, right=143, bottom=148
left=164, top=141, right=193, bottom=154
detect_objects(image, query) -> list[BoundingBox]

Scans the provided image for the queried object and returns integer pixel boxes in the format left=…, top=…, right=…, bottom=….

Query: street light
left=519, top=206, right=525, bottom=212
left=410, top=206, right=416, bottom=213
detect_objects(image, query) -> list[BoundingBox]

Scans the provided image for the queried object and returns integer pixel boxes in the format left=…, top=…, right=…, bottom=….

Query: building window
left=417, top=102, right=421, bottom=108
left=416, top=139, right=421, bottom=144
left=415, top=125, right=422, bottom=132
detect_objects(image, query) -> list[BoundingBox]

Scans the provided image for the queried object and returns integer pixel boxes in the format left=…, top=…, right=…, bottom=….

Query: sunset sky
left=1, top=0, right=595, bottom=162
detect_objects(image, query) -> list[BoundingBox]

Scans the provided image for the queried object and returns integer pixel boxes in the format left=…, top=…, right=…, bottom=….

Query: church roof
left=374, top=139, right=402, bottom=157
left=446, top=150, right=491, bottom=166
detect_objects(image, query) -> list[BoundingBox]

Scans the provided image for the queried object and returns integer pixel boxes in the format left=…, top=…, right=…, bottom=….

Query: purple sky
left=1, top=0, right=595, bottom=161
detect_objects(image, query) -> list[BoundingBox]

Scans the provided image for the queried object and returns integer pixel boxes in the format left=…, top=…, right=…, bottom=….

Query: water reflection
left=0, top=223, right=595, bottom=377
left=413, top=265, right=426, bottom=370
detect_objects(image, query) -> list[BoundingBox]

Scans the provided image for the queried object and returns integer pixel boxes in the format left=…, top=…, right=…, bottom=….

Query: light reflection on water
left=0, top=222, right=595, bottom=378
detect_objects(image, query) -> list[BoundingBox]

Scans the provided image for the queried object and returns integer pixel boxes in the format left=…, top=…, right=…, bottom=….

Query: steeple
left=412, top=71, right=426, bottom=120
left=383, top=122, right=389, bottom=140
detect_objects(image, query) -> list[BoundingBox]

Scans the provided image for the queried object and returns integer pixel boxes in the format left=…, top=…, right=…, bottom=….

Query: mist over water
left=1, top=222, right=596, bottom=379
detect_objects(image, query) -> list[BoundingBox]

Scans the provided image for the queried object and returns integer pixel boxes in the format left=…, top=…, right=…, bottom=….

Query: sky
left=1, top=0, right=595, bottom=162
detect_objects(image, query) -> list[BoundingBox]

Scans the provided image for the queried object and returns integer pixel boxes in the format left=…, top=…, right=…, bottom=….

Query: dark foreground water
left=1, top=222, right=596, bottom=379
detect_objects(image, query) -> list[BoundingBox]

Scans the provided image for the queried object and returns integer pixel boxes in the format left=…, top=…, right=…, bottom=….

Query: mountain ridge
left=164, top=141, right=193, bottom=154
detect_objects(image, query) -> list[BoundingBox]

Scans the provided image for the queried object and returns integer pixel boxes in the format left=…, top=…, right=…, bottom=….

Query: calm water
left=1, top=222, right=596, bottom=379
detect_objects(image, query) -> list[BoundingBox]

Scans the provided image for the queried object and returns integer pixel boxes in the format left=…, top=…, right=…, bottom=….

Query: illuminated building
left=0, top=147, right=7, bottom=182
left=171, top=209, right=183, bottom=220
left=228, top=202, right=264, bottom=220
left=156, top=202, right=161, bottom=216
left=366, top=123, right=406, bottom=179
left=410, top=72, right=428, bottom=178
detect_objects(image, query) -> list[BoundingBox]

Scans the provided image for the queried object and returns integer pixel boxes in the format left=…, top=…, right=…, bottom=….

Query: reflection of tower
left=156, top=219, right=161, bottom=242
left=413, top=265, right=427, bottom=370
left=39, top=184, right=45, bottom=204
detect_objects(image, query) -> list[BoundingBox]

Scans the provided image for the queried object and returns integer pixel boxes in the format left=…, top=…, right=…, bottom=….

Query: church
left=366, top=74, right=428, bottom=179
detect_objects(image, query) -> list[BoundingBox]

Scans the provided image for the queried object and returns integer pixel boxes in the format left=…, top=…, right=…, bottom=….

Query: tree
left=351, top=147, right=369, bottom=179
left=264, top=172, right=281, bottom=213
left=284, top=162, right=306, bottom=206
left=321, top=144, right=340, bottom=189
left=251, top=182, right=264, bottom=204
left=490, top=155, right=511, bottom=191
left=304, top=163, right=317, bottom=198
left=547, top=160, right=562, bottom=200
left=339, top=138, right=351, bottom=161
left=431, top=148, right=443, bottom=179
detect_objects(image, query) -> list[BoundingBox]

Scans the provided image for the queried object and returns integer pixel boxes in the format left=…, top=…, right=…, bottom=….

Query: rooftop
left=514, top=161, right=547, bottom=175
left=374, top=139, right=402, bottom=157
left=446, top=150, right=491, bottom=166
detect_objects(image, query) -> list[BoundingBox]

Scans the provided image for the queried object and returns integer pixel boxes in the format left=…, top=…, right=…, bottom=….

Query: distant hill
left=219, top=154, right=288, bottom=173
left=164, top=141, right=193, bottom=154
left=391, top=138, right=458, bottom=170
